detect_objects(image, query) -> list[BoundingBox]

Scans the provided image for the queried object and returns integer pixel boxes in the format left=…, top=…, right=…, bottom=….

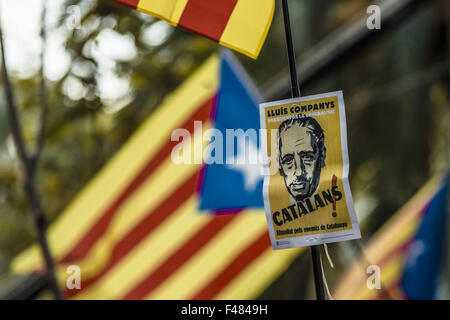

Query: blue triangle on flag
left=198, top=51, right=264, bottom=212
left=401, top=179, right=448, bottom=299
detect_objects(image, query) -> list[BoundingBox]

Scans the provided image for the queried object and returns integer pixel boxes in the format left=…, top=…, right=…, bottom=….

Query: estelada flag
left=11, top=52, right=304, bottom=299
left=112, top=0, right=274, bottom=59
left=334, top=176, right=448, bottom=300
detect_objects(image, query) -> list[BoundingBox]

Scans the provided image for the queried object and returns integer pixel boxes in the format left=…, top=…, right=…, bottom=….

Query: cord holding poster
left=259, top=91, right=361, bottom=249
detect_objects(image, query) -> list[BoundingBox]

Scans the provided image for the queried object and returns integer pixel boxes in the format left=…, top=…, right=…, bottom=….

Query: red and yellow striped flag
left=11, top=55, right=303, bottom=300
left=333, top=177, right=444, bottom=300
left=112, top=0, right=275, bottom=59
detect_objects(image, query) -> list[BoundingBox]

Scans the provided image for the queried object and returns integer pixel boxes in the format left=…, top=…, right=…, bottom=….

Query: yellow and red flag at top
left=112, top=0, right=275, bottom=59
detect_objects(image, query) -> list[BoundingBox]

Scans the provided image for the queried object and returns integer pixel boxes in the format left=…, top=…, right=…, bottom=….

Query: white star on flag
left=226, top=138, right=264, bottom=192
left=406, top=240, right=426, bottom=268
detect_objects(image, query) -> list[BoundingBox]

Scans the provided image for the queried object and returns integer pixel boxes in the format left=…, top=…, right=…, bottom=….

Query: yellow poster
left=259, top=91, right=361, bottom=249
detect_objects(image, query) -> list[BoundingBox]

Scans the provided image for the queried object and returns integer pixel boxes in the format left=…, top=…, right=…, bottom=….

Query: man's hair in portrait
left=278, top=116, right=326, bottom=168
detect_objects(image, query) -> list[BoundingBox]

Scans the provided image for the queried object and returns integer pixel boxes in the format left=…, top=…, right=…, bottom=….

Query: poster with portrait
left=259, top=91, right=361, bottom=249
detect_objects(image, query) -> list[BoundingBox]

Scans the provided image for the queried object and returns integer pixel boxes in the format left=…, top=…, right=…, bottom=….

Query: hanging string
left=320, top=258, right=334, bottom=300
left=323, top=243, right=334, bottom=268
left=321, top=244, right=334, bottom=300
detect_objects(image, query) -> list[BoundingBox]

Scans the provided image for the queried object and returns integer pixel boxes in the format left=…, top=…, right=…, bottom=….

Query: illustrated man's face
left=279, top=124, right=322, bottom=201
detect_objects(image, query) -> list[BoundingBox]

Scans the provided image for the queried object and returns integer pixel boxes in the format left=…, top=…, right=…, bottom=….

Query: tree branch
left=0, top=22, right=28, bottom=168
left=0, top=2, right=62, bottom=300
left=30, top=2, right=48, bottom=171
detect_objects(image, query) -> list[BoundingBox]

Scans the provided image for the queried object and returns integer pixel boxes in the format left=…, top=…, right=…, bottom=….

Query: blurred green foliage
left=0, top=0, right=448, bottom=297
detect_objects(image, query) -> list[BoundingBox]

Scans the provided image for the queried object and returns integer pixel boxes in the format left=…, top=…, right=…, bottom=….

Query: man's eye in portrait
left=282, top=154, right=294, bottom=168
left=301, top=152, right=316, bottom=165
